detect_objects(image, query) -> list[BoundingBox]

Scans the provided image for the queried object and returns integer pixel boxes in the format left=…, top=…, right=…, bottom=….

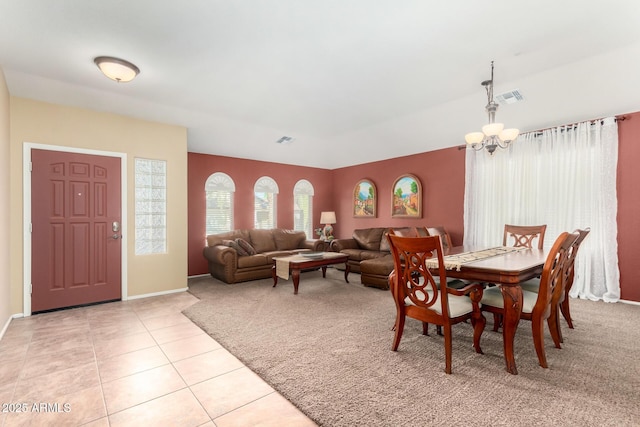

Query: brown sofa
left=330, top=227, right=428, bottom=289
left=203, top=229, right=324, bottom=283
left=330, top=226, right=452, bottom=289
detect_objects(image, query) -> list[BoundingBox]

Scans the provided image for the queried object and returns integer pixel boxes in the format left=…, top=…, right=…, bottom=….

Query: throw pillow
left=236, top=238, right=257, bottom=255
left=222, top=239, right=248, bottom=256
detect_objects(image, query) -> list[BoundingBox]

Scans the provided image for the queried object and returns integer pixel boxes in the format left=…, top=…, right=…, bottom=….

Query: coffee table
left=272, top=252, right=350, bottom=294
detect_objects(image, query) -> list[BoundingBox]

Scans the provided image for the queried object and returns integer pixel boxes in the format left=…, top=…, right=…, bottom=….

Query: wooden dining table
left=429, top=245, right=547, bottom=375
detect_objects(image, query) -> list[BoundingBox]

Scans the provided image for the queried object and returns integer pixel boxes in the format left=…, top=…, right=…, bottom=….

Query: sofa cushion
left=359, top=250, right=389, bottom=261
left=340, top=248, right=388, bottom=262
left=249, top=229, right=277, bottom=253
left=361, top=256, right=395, bottom=276
left=336, top=248, right=363, bottom=261
left=273, top=229, right=306, bottom=250
left=237, top=254, right=269, bottom=268
left=352, top=228, right=385, bottom=251
left=236, top=238, right=257, bottom=255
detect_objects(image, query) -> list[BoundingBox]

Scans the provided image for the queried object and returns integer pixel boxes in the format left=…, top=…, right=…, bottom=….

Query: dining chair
left=491, top=223, right=548, bottom=331
left=426, top=226, right=453, bottom=251
left=559, top=228, right=590, bottom=329
left=521, top=228, right=591, bottom=341
left=503, top=224, right=547, bottom=250
left=425, top=225, right=467, bottom=293
left=387, top=226, right=425, bottom=238
left=387, top=230, right=486, bottom=374
left=479, top=231, right=579, bottom=369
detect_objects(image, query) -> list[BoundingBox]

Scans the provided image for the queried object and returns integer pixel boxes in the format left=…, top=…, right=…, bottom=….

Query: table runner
left=275, top=255, right=303, bottom=280
left=425, top=246, right=525, bottom=271
left=275, top=252, right=345, bottom=280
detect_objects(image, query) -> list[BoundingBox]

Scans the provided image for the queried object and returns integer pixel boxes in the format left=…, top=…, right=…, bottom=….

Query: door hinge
left=29, top=161, right=32, bottom=172
left=30, top=283, right=32, bottom=294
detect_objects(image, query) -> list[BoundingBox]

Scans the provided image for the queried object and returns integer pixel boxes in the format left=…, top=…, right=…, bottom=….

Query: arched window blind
left=293, top=179, right=314, bottom=238
left=205, top=172, right=235, bottom=236
left=254, top=176, right=279, bottom=229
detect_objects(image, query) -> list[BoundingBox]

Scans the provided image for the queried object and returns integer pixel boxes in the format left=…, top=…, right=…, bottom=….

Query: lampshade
left=320, top=211, right=336, bottom=224
left=500, top=128, right=520, bottom=142
left=482, top=122, right=504, bottom=137
left=94, top=56, right=140, bottom=83
left=465, top=132, right=485, bottom=145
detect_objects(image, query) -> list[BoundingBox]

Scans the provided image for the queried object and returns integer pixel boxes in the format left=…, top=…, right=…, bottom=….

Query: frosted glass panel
left=135, top=158, right=167, bottom=255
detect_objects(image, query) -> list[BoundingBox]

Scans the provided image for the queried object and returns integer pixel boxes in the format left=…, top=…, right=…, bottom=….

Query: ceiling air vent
left=276, top=136, right=295, bottom=144
left=495, top=89, right=524, bottom=105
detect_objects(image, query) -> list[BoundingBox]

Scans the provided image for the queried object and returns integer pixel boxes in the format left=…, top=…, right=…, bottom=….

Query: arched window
left=293, top=180, right=314, bottom=238
left=205, top=172, right=235, bottom=236
left=254, top=176, right=278, bottom=229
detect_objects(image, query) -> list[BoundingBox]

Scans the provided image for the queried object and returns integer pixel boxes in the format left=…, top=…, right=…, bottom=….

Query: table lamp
left=319, top=211, right=336, bottom=241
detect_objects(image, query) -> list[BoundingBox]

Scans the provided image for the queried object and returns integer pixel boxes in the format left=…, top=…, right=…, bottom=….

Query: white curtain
left=464, top=117, right=620, bottom=302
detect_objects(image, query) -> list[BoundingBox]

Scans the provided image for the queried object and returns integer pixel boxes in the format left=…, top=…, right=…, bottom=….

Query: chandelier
left=465, top=61, right=519, bottom=154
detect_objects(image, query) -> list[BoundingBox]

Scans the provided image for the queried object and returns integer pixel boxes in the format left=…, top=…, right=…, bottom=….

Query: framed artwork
left=391, top=174, right=422, bottom=218
left=353, top=179, right=376, bottom=217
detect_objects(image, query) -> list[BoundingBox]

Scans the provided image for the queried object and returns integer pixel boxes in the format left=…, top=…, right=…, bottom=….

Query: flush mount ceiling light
left=465, top=61, right=520, bottom=154
left=94, top=56, right=140, bottom=83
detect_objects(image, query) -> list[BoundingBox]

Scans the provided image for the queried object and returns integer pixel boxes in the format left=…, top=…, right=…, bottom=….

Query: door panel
left=31, top=149, right=122, bottom=312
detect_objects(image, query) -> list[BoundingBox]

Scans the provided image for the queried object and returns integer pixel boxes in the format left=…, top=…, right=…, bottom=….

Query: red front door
left=31, top=149, right=122, bottom=312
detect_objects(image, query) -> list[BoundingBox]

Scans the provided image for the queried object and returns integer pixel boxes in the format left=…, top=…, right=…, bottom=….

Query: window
left=205, top=172, right=235, bottom=235
left=464, top=118, right=619, bottom=301
left=254, top=176, right=278, bottom=229
left=293, top=179, right=314, bottom=238
left=135, top=158, right=167, bottom=255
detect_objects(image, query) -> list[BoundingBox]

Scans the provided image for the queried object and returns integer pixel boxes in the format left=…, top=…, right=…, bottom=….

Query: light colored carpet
left=184, top=269, right=640, bottom=427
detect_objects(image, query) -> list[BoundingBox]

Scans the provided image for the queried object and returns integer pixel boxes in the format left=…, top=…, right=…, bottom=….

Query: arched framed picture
left=391, top=174, right=422, bottom=218
left=353, top=179, right=376, bottom=217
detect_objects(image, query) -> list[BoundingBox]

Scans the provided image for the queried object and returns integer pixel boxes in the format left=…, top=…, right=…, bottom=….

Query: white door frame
left=22, top=143, right=128, bottom=316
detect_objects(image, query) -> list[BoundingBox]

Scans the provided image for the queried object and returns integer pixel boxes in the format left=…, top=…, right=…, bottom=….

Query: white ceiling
left=2, top=1, right=640, bottom=169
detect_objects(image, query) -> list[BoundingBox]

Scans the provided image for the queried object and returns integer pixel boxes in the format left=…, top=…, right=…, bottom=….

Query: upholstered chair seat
left=405, top=291, right=476, bottom=318
left=480, top=286, right=539, bottom=314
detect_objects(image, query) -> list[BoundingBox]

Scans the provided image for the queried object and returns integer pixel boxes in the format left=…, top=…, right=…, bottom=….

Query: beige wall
left=0, top=70, right=11, bottom=330
left=9, top=97, right=188, bottom=315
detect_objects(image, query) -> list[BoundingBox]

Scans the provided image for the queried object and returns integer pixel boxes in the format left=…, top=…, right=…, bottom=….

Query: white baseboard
left=126, top=287, right=189, bottom=301
left=620, top=299, right=640, bottom=306
left=0, top=314, right=22, bottom=341
left=188, top=273, right=210, bottom=279
left=0, top=317, right=10, bottom=341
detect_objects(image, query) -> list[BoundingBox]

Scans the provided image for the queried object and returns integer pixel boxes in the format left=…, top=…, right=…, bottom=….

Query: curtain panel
left=464, top=117, right=620, bottom=302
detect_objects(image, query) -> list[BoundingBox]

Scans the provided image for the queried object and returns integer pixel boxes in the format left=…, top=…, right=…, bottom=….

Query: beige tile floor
left=0, top=291, right=317, bottom=427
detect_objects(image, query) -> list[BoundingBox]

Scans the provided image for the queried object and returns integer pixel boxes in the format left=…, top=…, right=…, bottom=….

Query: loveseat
left=330, top=226, right=450, bottom=289
left=203, top=229, right=324, bottom=283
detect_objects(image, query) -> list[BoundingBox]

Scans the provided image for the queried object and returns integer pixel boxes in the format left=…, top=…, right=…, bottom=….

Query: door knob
left=112, top=234, right=120, bottom=239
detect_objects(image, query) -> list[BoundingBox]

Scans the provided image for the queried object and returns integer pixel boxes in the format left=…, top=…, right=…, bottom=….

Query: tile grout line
left=88, top=305, right=114, bottom=426
left=137, top=301, right=217, bottom=424
left=104, top=299, right=216, bottom=424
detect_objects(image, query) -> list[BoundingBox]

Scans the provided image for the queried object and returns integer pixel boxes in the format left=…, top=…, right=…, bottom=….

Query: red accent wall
left=187, top=153, right=333, bottom=276
left=188, top=119, right=639, bottom=302
left=617, top=112, right=640, bottom=302
left=330, top=147, right=466, bottom=244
